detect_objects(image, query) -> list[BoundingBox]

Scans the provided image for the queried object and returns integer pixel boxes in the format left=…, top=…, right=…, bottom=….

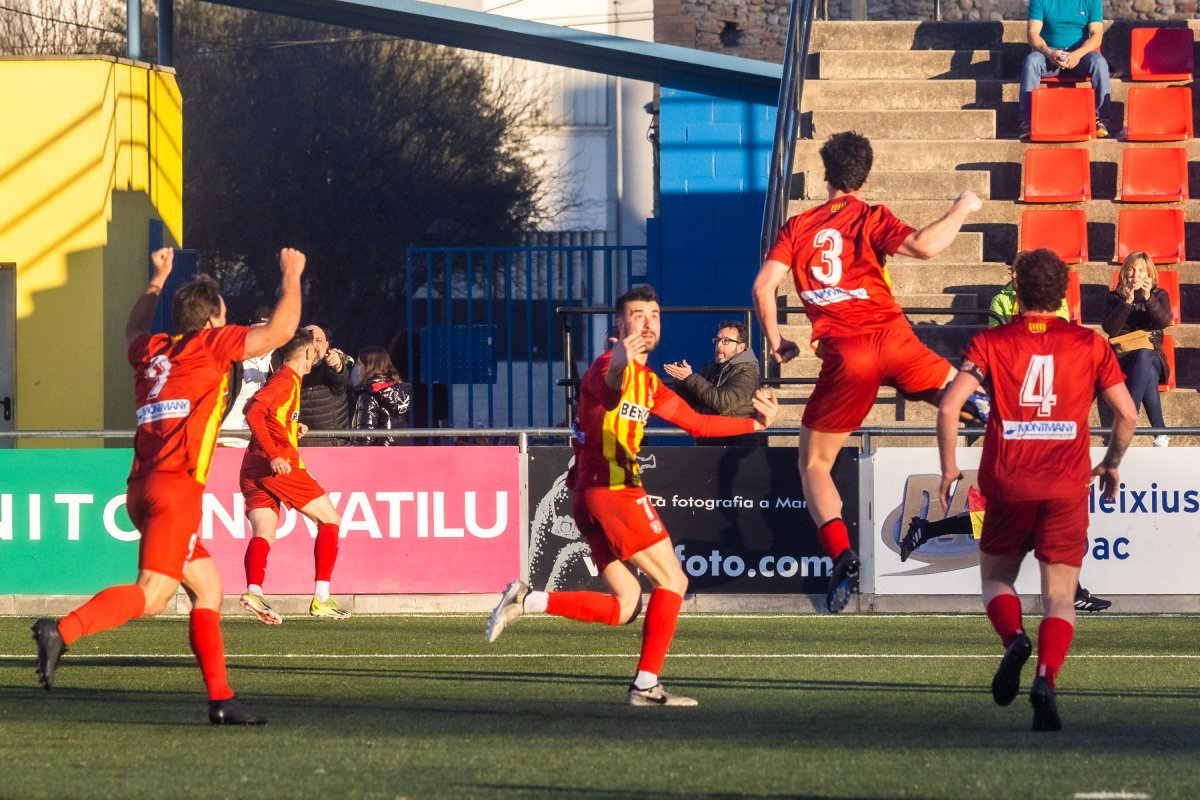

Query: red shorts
left=127, top=473, right=211, bottom=580
left=240, top=468, right=325, bottom=514
left=978, top=495, right=1089, bottom=567
left=803, top=321, right=951, bottom=433
left=572, top=486, right=670, bottom=574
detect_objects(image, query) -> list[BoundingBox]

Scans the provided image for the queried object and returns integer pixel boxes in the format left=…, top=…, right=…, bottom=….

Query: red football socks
left=189, top=608, right=234, bottom=702
left=314, top=523, right=340, bottom=582
left=637, top=589, right=683, bottom=676
left=545, top=591, right=622, bottom=625
left=986, top=594, right=1024, bottom=647
left=1036, top=616, right=1075, bottom=690
left=817, top=518, right=850, bottom=560
left=58, top=584, right=146, bottom=646
left=244, top=537, right=271, bottom=588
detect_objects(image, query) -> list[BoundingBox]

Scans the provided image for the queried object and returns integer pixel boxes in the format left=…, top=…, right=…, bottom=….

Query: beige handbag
left=1109, top=330, right=1153, bottom=354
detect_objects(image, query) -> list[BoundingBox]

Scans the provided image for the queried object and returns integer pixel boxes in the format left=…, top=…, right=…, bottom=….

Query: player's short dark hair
left=1013, top=249, right=1069, bottom=313
left=277, top=327, right=314, bottom=362
left=615, top=284, right=659, bottom=316
left=717, top=320, right=747, bottom=344
left=172, top=274, right=223, bottom=334
left=820, top=131, right=873, bottom=192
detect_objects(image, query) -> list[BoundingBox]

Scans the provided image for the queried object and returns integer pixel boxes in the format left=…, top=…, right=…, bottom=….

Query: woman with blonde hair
left=351, top=347, right=412, bottom=446
left=1101, top=252, right=1173, bottom=446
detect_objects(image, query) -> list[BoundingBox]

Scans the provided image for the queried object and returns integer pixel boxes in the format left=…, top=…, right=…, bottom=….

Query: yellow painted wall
left=0, top=58, right=183, bottom=442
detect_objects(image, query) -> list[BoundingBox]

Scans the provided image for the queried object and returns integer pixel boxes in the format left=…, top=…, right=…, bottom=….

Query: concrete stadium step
left=888, top=233, right=984, bottom=264
left=815, top=50, right=1002, bottom=81
left=809, top=20, right=1029, bottom=52
left=792, top=140, right=1200, bottom=201
left=801, top=170, right=991, bottom=201
left=809, top=109, right=995, bottom=141
left=803, top=79, right=997, bottom=111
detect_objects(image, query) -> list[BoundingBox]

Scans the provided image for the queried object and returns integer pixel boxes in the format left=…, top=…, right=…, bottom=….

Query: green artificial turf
left=1, top=614, right=1197, bottom=799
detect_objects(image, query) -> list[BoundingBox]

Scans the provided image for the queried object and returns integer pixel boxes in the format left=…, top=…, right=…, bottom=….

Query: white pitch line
left=1, top=652, right=1198, bottom=660
left=1074, top=792, right=1151, bottom=799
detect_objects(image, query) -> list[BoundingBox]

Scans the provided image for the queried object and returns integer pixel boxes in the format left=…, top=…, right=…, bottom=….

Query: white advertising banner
left=871, top=447, right=1200, bottom=595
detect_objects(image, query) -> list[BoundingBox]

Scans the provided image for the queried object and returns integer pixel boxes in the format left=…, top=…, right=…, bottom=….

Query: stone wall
left=655, top=0, right=1199, bottom=57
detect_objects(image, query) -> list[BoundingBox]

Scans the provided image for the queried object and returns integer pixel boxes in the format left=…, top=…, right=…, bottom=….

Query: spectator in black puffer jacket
left=299, top=324, right=353, bottom=446
left=352, top=347, right=412, bottom=446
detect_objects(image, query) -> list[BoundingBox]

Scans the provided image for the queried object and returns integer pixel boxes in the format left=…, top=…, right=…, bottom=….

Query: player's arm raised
left=936, top=370, right=982, bottom=511
left=125, top=248, right=174, bottom=351
left=604, top=330, right=644, bottom=392
left=244, top=248, right=306, bottom=359
left=895, top=191, right=983, bottom=260
left=1093, top=381, right=1136, bottom=500
left=752, top=258, right=801, bottom=363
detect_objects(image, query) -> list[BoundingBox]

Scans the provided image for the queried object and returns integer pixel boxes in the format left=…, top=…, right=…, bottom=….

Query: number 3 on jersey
left=1019, top=355, right=1057, bottom=416
left=811, top=228, right=843, bottom=286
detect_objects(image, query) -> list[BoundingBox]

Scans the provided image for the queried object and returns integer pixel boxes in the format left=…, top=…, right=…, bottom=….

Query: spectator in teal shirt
left=1019, top=0, right=1109, bottom=140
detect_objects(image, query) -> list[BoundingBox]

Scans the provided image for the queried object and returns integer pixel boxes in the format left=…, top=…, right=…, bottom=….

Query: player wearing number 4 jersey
left=938, top=248, right=1136, bottom=731
left=31, top=247, right=306, bottom=726
left=486, top=285, right=780, bottom=706
left=752, top=131, right=986, bottom=612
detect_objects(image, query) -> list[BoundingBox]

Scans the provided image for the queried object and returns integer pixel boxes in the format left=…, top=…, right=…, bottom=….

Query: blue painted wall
left=649, top=87, right=776, bottom=371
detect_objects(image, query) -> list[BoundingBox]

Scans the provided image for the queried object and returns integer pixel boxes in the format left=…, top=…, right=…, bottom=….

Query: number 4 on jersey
left=1019, top=355, right=1057, bottom=416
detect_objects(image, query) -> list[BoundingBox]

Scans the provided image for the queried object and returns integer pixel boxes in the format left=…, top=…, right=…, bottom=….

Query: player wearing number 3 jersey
left=752, top=131, right=984, bottom=612
left=485, top=285, right=780, bottom=706
left=937, top=248, right=1135, bottom=731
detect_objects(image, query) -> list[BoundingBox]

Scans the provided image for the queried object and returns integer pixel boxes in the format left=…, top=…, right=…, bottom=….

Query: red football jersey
left=240, top=365, right=305, bottom=478
left=767, top=195, right=914, bottom=340
left=569, top=351, right=756, bottom=491
left=128, top=325, right=249, bottom=483
left=964, top=316, right=1124, bottom=501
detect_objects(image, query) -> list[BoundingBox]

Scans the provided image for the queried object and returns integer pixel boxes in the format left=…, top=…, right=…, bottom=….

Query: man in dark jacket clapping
left=299, top=325, right=352, bottom=446
left=664, top=320, right=761, bottom=445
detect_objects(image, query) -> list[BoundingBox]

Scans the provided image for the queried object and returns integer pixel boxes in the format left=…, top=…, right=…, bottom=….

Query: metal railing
left=4, top=426, right=1193, bottom=455
left=760, top=0, right=817, bottom=264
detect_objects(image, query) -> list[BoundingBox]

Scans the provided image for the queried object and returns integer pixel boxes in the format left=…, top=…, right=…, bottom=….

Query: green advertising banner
left=0, top=449, right=142, bottom=593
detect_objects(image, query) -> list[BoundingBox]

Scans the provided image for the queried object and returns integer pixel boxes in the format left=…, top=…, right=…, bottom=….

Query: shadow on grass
left=456, top=784, right=836, bottom=800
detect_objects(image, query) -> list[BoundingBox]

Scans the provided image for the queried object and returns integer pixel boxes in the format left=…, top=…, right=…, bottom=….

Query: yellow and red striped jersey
left=127, top=325, right=248, bottom=485
left=569, top=351, right=756, bottom=491
left=240, top=365, right=306, bottom=478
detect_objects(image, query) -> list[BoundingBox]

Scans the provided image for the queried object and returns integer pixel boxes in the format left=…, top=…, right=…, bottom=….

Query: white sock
left=525, top=590, right=549, bottom=613
left=247, top=584, right=263, bottom=597
left=633, top=670, right=658, bottom=690
left=315, top=581, right=331, bottom=602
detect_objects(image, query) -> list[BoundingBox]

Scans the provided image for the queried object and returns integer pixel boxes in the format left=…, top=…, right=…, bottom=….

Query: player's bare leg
left=623, top=538, right=696, bottom=707
left=241, top=508, right=283, bottom=625
left=1030, top=560, right=1080, bottom=732
left=299, top=495, right=349, bottom=619
left=980, top=553, right=1032, bottom=707
left=182, top=557, right=266, bottom=725
left=798, top=426, right=859, bottom=612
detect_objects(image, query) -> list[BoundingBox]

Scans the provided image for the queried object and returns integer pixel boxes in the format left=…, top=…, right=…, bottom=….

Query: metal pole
left=127, top=0, right=141, bottom=61
left=157, top=0, right=175, bottom=67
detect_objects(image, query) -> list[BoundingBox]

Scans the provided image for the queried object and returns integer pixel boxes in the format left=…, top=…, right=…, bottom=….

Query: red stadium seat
left=1117, top=208, right=1185, bottom=264
left=1023, top=148, right=1091, bottom=203
left=1110, top=268, right=1182, bottom=326
left=1120, top=147, right=1189, bottom=202
left=1041, top=74, right=1086, bottom=84
left=1030, top=87, right=1096, bottom=142
left=1124, top=86, right=1193, bottom=141
left=1160, top=333, right=1177, bottom=392
left=1021, top=209, right=1088, bottom=264
left=1066, top=270, right=1082, bottom=323
left=1157, top=269, right=1183, bottom=325
left=1130, top=28, right=1194, bottom=82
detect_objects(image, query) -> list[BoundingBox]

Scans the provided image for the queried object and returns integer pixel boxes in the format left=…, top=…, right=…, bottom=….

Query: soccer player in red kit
left=752, top=130, right=985, bottom=612
left=31, top=247, right=305, bottom=725
left=485, top=285, right=779, bottom=706
left=937, top=248, right=1136, bottom=731
left=239, top=327, right=349, bottom=624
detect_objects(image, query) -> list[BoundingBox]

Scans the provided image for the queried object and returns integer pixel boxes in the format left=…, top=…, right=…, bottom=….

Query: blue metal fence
left=402, top=245, right=647, bottom=429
